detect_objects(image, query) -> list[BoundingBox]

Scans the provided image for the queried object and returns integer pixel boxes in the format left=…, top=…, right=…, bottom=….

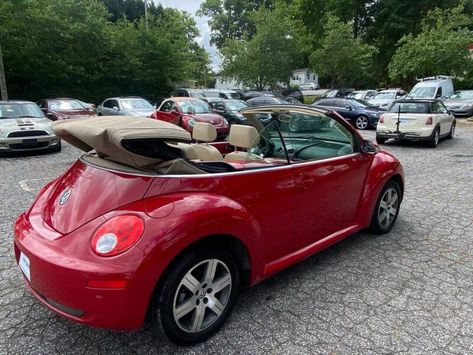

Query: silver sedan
left=96, top=97, right=156, bottom=117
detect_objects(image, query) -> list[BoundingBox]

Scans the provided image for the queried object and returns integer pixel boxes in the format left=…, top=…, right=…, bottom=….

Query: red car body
left=151, top=98, right=229, bottom=140
left=37, top=98, right=96, bottom=121
left=13, top=106, right=404, bottom=337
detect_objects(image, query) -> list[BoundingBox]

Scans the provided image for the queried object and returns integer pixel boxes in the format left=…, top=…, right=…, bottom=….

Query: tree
left=198, top=0, right=274, bottom=49
left=309, top=15, right=377, bottom=88
left=220, top=7, right=302, bottom=89
left=388, top=6, right=473, bottom=83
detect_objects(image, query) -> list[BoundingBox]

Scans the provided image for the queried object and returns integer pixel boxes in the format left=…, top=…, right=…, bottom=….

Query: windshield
left=228, top=92, right=241, bottom=99
left=178, top=100, right=211, bottom=114
left=348, top=92, right=365, bottom=99
left=203, top=91, right=220, bottom=98
left=0, top=103, right=45, bottom=119
left=120, top=99, right=153, bottom=110
left=350, top=99, right=372, bottom=108
left=449, top=91, right=473, bottom=100
left=49, top=99, right=84, bottom=111
left=388, top=102, right=429, bottom=114
left=409, top=87, right=436, bottom=98
left=374, top=92, right=395, bottom=99
left=225, top=100, right=247, bottom=111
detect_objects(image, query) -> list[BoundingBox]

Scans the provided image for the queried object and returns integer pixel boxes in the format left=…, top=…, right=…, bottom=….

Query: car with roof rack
left=14, top=105, right=404, bottom=345
left=0, top=100, right=61, bottom=154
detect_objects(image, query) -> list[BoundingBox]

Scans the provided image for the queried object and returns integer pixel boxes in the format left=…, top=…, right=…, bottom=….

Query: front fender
left=357, top=152, right=404, bottom=227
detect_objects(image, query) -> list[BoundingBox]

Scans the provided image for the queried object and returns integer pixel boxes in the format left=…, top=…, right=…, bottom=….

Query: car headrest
left=229, top=124, right=260, bottom=149
left=193, top=122, right=217, bottom=142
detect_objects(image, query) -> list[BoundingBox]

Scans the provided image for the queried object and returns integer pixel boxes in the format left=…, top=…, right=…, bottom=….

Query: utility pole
left=144, top=0, right=149, bottom=30
left=0, top=42, right=8, bottom=101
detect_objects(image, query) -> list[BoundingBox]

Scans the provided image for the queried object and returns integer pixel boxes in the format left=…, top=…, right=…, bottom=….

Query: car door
left=101, top=99, right=118, bottom=115
left=280, top=111, right=371, bottom=249
left=333, top=100, right=356, bottom=123
left=155, top=100, right=180, bottom=125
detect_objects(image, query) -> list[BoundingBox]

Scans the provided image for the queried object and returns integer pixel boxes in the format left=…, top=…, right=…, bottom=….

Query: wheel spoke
left=211, top=274, right=232, bottom=293
left=385, top=211, right=391, bottom=226
left=190, top=305, right=205, bottom=332
left=207, top=295, right=225, bottom=317
left=379, top=210, right=387, bottom=225
left=389, top=207, right=397, bottom=217
left=181, top=274, right=200, bottom=293
left=389, top=192, right=398, bottom=207
left=380, top=200, right=388, bottom=209
left=203, top=260, right=218, bottom=284
left=174, top=298, right=196, bottom=320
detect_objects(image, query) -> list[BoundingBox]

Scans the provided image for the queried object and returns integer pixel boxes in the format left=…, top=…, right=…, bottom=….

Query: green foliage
left=102, top=0, right=164, bottom=22
left=0, top=0, right=207, bottom=102
left=388, top=6, right=473, bottom=83
left=220, top=7, right=302, bottom=89
left=309, top=15, right=378, bottom=88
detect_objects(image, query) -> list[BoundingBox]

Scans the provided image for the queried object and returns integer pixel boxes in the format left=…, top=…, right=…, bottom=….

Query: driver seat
left=191, top=122, right=224, bottom=161
left=224, top=125, right=266, bottom=162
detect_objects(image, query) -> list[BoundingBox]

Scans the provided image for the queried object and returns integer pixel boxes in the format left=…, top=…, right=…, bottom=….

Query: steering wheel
left=254, top=135, right=275, bottom=158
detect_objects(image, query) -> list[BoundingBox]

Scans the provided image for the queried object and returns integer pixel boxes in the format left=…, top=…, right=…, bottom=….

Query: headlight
left=188, top=119, right=196, bottom=127
left=461, top=104, right=472, bottom=109
left=224, top=118, right=229, bottom=125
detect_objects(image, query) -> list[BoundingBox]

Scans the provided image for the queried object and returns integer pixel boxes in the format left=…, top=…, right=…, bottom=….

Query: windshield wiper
left=15, top=115, right=39, bottom=118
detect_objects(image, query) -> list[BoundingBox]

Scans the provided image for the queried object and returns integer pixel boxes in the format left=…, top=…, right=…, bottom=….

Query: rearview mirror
left=361, top=140, right=379, bottom=155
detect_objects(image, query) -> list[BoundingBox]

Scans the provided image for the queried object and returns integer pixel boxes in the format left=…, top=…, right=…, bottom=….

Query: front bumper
left=13, top=212, right=150, bottom=331
left=448, top=108, right=473, bottom=117
left=0, top=134, right=60, bottom=152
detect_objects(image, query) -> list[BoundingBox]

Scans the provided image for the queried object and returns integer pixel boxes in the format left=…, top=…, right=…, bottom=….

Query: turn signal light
left=91, top=215, right=144, bottom=257
left=379, top=115, right=385, bottom=124
left=425, top=116, right=433, bottom=125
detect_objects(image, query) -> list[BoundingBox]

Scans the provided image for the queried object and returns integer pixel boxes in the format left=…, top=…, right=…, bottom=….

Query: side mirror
left=345, top=105, right=352, bottom=111
left=112, top=106, right=120, bottom=111
left=361, top=140, right=379, bottom=155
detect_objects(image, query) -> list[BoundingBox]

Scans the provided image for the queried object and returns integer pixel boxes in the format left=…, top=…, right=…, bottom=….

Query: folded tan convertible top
left=52, top=116, right=192, bottom=169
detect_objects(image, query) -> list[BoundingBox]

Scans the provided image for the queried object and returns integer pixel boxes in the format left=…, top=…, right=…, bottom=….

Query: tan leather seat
left=191, top=122, right=224, bottom=161
left=224, top=125, right=266, bottom=162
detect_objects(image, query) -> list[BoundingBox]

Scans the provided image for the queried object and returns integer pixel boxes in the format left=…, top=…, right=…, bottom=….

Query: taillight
left=91, top=215, right=144, bottom=257
left=379, top=115, right=385, bottom=124
left=425, top=116, right=433, bottom=125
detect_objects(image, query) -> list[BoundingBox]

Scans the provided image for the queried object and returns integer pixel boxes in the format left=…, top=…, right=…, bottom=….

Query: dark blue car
left=312, top=98, right=384, bottom=130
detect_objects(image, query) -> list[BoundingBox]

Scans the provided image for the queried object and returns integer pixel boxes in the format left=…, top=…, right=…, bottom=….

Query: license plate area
left=19, top=252, right=31, bottom=281
left=22, top=138, right=38, bottom=146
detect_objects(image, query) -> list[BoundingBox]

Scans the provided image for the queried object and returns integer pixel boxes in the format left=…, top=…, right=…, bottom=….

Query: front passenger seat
left=224, top=125, right=266, bottom=162
left=191, top=122, right=224, bottom=161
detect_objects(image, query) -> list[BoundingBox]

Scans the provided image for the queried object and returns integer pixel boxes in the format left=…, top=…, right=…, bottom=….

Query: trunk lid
left=40, top=159, right=152, bottom=235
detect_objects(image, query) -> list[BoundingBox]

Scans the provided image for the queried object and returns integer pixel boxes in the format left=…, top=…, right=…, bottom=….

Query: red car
left=151, top=97, right=229, bottom=140
left=37, top=98, right=96, bottom=121
left=14, top=106, right=404, bottom=345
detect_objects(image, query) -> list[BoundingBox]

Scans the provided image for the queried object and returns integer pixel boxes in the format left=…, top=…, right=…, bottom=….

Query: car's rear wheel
left=369, top=180, right=401, bottom=234
left=376, top=136, right=387, bottom=144
left=355, top=115, right=369, bottom=130
left=427, top=128, right=440, bottom=148
left=152, top=248, right=239, bottom=345
left=447, top=122, right=455, bottom=139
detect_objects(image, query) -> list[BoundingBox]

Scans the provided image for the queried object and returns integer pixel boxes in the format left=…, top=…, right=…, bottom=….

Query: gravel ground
left=1, top=123, right=473, bottom=354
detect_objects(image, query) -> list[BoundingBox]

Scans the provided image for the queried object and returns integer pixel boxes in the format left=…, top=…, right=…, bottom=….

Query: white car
left=368, top=89, right=406, bottom=109
left=376, top=99, right=455, bottom=148
left=299, top=82, right=319, bottom=90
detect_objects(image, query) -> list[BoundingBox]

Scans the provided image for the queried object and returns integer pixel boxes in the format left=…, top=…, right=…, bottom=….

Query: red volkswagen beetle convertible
left=14, top=105, right=404, bottom=344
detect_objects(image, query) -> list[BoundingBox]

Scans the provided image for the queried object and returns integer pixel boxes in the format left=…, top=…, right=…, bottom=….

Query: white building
left=215, top=68, right=319, bottom=90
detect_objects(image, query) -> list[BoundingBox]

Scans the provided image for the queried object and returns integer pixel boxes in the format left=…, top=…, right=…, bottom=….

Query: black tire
left=355, top=115, right=369, bottom=130
left=97, top=113, right=103, bottom=116
left=427, top=127, right=440, bottom=148
left=376, top=136, right=387, bottom=145
left=151, top=248, right=240, bottom=345
left=447, top=122, right=455, bottom=139
left=369, top=180, right=402, bottom=235
left=50, top=141, right=62, bottom=153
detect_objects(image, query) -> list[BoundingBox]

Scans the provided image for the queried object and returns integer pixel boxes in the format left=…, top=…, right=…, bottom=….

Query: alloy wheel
left=377, top=187, right=399, bottom=229
left=172, top=259, right=232, bottom=333
left=356, top=116, right=369, bottom=130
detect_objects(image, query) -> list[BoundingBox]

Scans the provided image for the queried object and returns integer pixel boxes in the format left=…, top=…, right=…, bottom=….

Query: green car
left=0, top=101, right=61, bottom=154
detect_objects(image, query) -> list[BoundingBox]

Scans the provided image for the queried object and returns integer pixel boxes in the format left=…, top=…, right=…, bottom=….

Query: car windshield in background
left=351, top=99, right=372, bottom=108
left=0, top=103, right=45, bottom=119
left=226, top=100, right=247, bottom=111
left=374, top=92, right=396, bottom=99
left=49, top=100, right=84, bottom=110
left=449, top=91, right=473, bottom=100
left=228, top=92, right=241, bottom=99
left=121, top=99, right=153, bottom=110
left=409, top=87, right=436, bottom=98
left=178, top=100, right=211, bottom=114
left=203, top=91, right=220, bottom=98
left=388, top=102, right=429, bottom=114
left=348, top=92, right=365, bottom=99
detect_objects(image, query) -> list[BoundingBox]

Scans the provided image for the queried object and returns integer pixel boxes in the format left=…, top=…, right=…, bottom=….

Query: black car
left=313, top=89, right=355, bottom=103
left=312, top=98, right=384, bottom=130
left=206, top=98, right=249, bottom=125
left=247, top=96, right=293, bottom=107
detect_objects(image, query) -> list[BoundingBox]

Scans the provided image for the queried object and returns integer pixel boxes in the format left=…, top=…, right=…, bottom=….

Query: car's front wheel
left=369, top=180, right=402, bottom=234
left=355, top=115, right=369, bottom=130
left=152, top=248, right=239, bottom=345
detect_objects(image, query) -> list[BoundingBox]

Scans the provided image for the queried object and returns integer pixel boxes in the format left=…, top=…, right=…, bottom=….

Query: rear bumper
left=13, top=212, right=149, bottom=331
left=376, top=128, right=435, bottom=141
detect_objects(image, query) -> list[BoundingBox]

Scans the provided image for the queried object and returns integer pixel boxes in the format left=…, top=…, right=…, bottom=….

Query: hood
left=38, top=160, right=152, bottom=235
left=368, top=98, right=393, bottom=107
left=189, top=113, right=224, bottom=125
left=127, top=109, right=156, bottom=117
left=52, top=109, right=95, bottom=118
left=444, top=99, right=473, bottom=106
left=0, top=117, right=53, bottom=132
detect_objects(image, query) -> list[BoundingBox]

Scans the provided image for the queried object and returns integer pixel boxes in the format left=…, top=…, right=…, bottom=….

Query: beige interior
left=52, top=116, right=191, bottom=169
left=225, top=124, right=266, bottom=162
left=191, top=122, right=223, bottom=161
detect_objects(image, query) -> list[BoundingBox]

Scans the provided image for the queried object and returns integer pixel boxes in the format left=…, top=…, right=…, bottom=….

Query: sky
left=154, top=0, right=220, bottom=70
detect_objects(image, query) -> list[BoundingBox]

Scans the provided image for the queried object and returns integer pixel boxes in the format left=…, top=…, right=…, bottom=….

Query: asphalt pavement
left=1, top=123, right=473, bottom=354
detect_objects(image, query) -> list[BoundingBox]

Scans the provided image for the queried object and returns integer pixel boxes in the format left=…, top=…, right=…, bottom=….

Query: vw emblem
left=59, top=188, right=72, bottom=205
